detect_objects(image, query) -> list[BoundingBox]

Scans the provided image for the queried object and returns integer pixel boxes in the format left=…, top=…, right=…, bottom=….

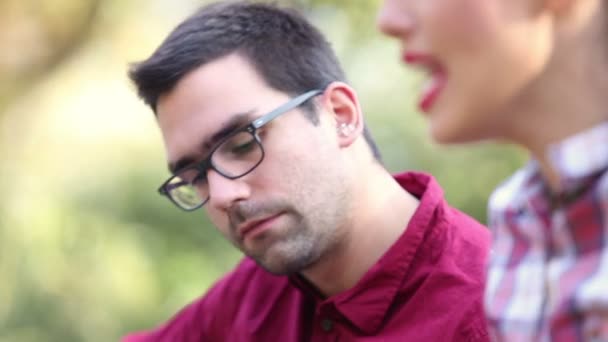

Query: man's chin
left=251, top=249, right=316, bottom=276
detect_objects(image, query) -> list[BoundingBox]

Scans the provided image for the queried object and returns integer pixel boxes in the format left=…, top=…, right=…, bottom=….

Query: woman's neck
left=503, top=1, right=608, bottom=190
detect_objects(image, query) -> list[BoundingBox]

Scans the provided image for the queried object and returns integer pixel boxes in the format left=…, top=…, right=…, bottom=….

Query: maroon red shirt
left=124, top=172, right=491, bottom=341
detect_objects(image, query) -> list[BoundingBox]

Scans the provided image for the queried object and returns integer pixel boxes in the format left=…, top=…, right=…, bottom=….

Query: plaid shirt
left=485, top=122, right=608, bottom=341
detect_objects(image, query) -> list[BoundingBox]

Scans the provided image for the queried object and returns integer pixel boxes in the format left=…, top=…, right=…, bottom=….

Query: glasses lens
left=166, top=168, right=207, bottom=210
left=211, top=131, right=263, bottom=177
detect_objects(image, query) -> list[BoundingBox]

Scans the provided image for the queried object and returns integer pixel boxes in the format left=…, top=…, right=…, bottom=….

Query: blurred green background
left=0, top=0, right=525, bottom=341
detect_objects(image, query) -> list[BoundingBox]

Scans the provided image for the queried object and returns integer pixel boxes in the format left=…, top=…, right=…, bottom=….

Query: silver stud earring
left=338, top=123, right=355, bottom=136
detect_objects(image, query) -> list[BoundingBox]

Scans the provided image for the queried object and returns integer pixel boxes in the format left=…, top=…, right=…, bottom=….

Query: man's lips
left=237, top=213, right=282, bottom=240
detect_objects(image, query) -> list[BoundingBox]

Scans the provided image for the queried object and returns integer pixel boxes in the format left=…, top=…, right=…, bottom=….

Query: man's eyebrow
left=167, top=110, right=256, bottom=174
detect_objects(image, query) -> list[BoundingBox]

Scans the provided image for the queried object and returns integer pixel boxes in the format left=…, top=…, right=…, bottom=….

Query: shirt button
left=321, top=318, right=333, bottom=332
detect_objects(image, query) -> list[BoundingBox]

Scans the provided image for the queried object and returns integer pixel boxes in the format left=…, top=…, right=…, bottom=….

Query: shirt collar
left=490, top=122, right=608, bottom=215
left=547, top=121, right=608, bottom=183
left=289, top=172, right=447, bottom=334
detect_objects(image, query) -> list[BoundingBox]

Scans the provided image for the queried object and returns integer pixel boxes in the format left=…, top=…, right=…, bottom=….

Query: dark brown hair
left=128, top=1, right=381, bottom=160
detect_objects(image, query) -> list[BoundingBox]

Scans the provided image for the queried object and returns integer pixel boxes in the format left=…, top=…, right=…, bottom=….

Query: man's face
left=156, top=54, right=353, bottom=275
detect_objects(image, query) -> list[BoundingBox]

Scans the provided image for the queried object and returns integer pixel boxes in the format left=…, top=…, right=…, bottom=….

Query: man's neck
left=300, top=166, right=420, bottom=297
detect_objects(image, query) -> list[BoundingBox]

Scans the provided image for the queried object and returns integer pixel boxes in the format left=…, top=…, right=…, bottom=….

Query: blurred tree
left=0, top=0, right=101, bottom=113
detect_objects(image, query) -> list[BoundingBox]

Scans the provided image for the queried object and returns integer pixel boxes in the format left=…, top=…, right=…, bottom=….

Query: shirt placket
left=311, top=302, right=343, bottom=342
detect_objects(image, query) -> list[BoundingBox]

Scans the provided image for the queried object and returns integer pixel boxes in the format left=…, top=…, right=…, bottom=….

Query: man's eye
left=219, top=132, right=257, bottom=157
left=230, top=140, right=256, bottom=155
left=191, top=172, right=207, bottom=185
left=174, top=168, right=202, bottom=185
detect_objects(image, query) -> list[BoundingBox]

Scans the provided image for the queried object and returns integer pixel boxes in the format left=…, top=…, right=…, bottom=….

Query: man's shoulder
left=445, top=204, right=490, bottom=238
left=203, top=257, right=293, bottom=308
left=392, top=170, right=490, bottom=251
left=122, top=258, right=296, bottom=342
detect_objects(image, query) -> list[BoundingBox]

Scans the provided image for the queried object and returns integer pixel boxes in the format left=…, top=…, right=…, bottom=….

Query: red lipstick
left=402, top=52, right=447, bottom=113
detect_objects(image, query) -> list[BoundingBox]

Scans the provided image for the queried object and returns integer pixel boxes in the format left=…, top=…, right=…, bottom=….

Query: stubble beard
left=247, top=214, right=329, bottom=275
left=226, top=179, right=351, bottom=275
left=227, top=200, right=327, bottom=275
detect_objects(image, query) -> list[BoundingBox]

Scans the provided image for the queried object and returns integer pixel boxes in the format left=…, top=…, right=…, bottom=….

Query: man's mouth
left=237, top=213, right=283, bottom=241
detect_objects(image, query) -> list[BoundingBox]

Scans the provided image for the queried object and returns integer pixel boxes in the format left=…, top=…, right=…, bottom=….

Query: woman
left=377, top=0, right=608, bottom=340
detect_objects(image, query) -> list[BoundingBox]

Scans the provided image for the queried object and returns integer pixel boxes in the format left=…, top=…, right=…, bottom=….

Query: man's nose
left=206, top=169, right=251, bottom=212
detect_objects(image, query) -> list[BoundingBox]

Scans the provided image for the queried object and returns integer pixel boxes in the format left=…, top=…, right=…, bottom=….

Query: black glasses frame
left=158, top=89, right=323, bottom=211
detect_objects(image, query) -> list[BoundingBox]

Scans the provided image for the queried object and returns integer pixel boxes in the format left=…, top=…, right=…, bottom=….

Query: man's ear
left=319, top=81, right=364, bottom=148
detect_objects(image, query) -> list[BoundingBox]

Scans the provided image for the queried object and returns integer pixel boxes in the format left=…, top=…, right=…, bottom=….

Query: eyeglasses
left=158, top=89, right=323, bottom=211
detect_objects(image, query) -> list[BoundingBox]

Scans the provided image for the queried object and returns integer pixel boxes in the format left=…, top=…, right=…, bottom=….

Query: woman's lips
left=402, top=52, right=447, bottom=113
left=419, top=70, right=446, bottom=113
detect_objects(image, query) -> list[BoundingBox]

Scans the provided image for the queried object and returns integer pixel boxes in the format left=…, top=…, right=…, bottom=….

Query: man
left=124, top=1, right=490, bottom=341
